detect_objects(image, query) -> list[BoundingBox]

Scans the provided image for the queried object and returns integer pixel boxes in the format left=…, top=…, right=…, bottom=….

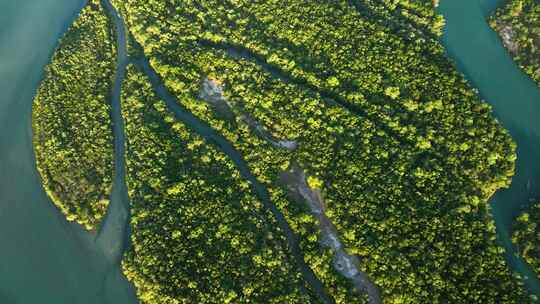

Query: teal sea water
left=439, top=0, right=540, bottom=298
left=0, top=1, right=137, bottom=303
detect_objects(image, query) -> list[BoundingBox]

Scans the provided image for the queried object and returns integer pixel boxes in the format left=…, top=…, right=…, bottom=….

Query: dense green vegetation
left=33, top=0, right=537, bottom=302
left=32, top=0, right=116, bottom=230
left=110, top=0, right=532, bottom=302
left=513, top=201, right=540, bottom=281
left=491, top=0, right=540, bottom=85
left=120, top=65, right=326, bottom=303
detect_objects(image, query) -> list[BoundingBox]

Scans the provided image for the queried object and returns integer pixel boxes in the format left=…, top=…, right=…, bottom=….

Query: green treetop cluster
left=32, top=0, right=116, bottom=230
left=109, top=0, right=529, bottom=302
left=512, top=202, right=540, bottom=281
left=120, top=65, right=326, bottom=303
left=348, top=0, right=446, bottom=37
left=491, top=0, right=540, bottom=85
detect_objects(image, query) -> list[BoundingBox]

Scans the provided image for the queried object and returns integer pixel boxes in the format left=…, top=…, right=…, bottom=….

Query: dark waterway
left=439, top=0, right=540, bottom=298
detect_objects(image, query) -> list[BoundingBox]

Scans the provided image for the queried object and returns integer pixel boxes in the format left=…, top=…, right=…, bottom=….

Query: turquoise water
left=0, top=1, right=137, bottom=303
left=439, top=0, right=540, bottom=298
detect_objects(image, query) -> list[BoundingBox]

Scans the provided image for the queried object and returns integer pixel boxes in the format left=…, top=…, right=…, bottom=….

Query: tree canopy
left=32, top=0, right=116, bottom=230
left=33, top=0, right=535, bottom=303
left=491, top=0, right=540, bottom=85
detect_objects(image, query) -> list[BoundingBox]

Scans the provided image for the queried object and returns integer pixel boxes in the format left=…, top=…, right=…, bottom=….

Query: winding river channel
left=439, top=0, right=540, bottom=298
left=0, top=0, right=539, bottom=302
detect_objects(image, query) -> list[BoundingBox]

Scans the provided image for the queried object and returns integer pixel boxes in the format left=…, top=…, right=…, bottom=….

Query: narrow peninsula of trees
left=32, top=0, right=116, bottom=230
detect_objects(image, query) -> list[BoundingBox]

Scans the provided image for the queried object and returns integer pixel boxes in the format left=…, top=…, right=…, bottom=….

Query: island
left=32, top=0, right=116, bottom=230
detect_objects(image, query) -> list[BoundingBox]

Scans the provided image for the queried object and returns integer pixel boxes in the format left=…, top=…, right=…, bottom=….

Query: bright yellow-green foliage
left=120, top=65, right=321, bottom=303
left=512, top=202, right=540, bottom=278
left=110, top=0, right=529, bottom=302
left=32, top=0, right=116, bottom=230
left=491, top=0, right=540, bottom=85
left=307, top=176, right=324, bottom=190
